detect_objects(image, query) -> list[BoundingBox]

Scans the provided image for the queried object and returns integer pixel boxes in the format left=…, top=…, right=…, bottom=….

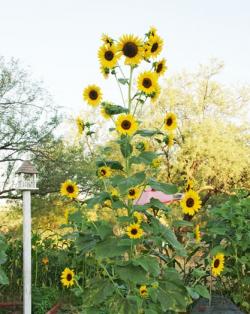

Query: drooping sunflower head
left=126, top=223, right=144, bottom=239
left=133, top=211, right=143, bottom=224
left=60, top=180, right=79, bottom=199
left=154, top=58, right=167, bottom=76
left=116, top=114, right=138, bottom=136
left=117, top=34, right=143, bottom=66
left=127, top=187, right=141, bottom=200
left=76, top=116, right=84, bottom=135
left=147, top=34, right=163, bottom=58
left=98, top=166, right=112, bottom=178
left=101, top=106, right=112, bottom=120
left=211, top=253, right=225, bottom=277
left=164, top=112, right=177, bottom=131
left=100, top=66, right=109, bottom=79
left=164, top=132, right=174, bottom=148
left=137, top=71, right=158, bottom=95
left=98, top=44, right=118, bottom=69
left=195, top=224, right=201, bottom=243
left=180, top=190, right=202, bottom=216
left=61, top=268, right=75, bottom=288
left=139, top=285, right=148, bottom=298
left=83, top=85, right=102, bottom=107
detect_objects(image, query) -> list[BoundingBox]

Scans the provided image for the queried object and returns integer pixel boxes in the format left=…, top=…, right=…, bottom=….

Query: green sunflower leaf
left=103, top=103, right=128, bottom=115
left=132, top=255, right=160, bottom=277
left=148, top=179, right=178, bottom=194
left=118, top=78, right=129, bottom=85
left=135, top=129, right=163, bottom=137
left=119, top=136, right=133, bottom=158
left=96, top=160, right=123, bottom=170
left=194, top=284, right=210, bottom=299
left=85, top=192, right=110, bottom=209
left=118, top=171, right=146, bottom=192
left=116, top=264, right=147, bottom=284
left=129, top=151, right=158, bottom=166
left=95, top=237, right=130, bottom=258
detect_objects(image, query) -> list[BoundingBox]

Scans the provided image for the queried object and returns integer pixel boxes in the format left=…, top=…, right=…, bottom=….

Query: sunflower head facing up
left=83, top=85, right=102, bottom=107
left=61, top=268, right=75, bottom=288
left=116, top=114, right=138, bottom=136
left=98, top=44, right=118, bottom=69
left=127, top=187, right=141, bottom=200
left=154, top=58, right=167, bottom=76
left=76, top=116, right=84, bottom=135
left=98, top=166, right=112, bottom=178
left=180, top=190, right=202, bottom=216
left=211, top=253, right=225, bottom=277
left=164, top=112, right=177, bottom=132
left=126, top=223, right=144, bottom=239
left=117, top=34, right=143, bottom=66
left=60, top=180, right=79, bottom=199
left=195, top=224, right=201, bottom=243
left=139, top=285, right=148, bottom=298
left=137, top=71, right=158, bottom=95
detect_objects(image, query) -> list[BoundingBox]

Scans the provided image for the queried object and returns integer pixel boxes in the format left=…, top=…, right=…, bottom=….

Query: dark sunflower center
left=123, top=42, right=138, bottom=58
left=121, top=120, right=131, bottom=130
left=104, top=50, right=114, bottom=61
left=131, top=228, right=138, bottom=235
left=89, top=90, right=98, bottom=100
left=142, top=78, right=152, bottom=89
left=66, top=185, right=74, bottom=193
left=129, top=189, right=135, bottom=196
left=156, top=63, right=163, bottom=73
left=151, top=42, right=159, bottom=53
left=186, top=197, right=195, bottom=208
left=141, top=289, right=147, bottom=294
left=66, top=274, right=72, bottom=281
left=100, top=169, right=106, bottom=176
left=214, top=259, right=220, bottom=268
left=166, top=117, right=173, bottom=126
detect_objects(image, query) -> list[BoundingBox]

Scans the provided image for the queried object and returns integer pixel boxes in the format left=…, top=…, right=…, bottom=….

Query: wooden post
left=23, top=190, right=32, bottom=314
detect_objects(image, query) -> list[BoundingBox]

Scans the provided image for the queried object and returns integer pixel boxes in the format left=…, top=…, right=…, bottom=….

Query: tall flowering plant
left=59, top=28, right=225, bottom=313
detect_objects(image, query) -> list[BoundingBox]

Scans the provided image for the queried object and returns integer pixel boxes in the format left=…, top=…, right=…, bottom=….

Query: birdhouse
left=16, top=160, right=38, bottom=190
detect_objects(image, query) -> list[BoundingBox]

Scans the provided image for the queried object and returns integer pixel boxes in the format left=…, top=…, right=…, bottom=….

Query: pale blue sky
left=1, top=0, right=250, bottom=114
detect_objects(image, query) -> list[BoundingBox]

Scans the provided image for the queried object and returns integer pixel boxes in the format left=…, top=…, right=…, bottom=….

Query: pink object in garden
left=135, top=187, right=182, bottom=205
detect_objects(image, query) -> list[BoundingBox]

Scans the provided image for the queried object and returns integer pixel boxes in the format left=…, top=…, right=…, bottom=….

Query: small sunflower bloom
left=98, top=166, right=112, bottom=178
left=60, top=180, right=79, bottom=199
left=127, top=187, right=141, bottom=200
left=164, top=112, right=177, bottom=132
left=164, top=132, right=174, bottom=148
left=133, top=211, right=143, bottom=224
left=154, top=58, right=167, bottom=76
left=126, top=223, right=144, bottom=239
left=116, top=114, right=138, bottom=136
left=147, top=34, right=164, bottom=58
left=101, top=34, right=114, bottom=46
left=211, top=253, right=225, bottom=277
left=61, top=268, right=75, bottom=288
left=150, top=84, right=161, bottom=103
left=137, top=71, right=158, bottom=95
left=42, top=257, right=49, bottom=265
left=76, top=116, right=84, bottom=135
left=101, top=106, right=112, bottom=119
left=83, top=85, right=102, bottom=107
left=152, top=158, right=161, bottom=168
left=180, top=190, right=202, bottom=216
left=98, top=44, right=119, bottom=69
left=139, top=285, right=148, bottom=298
left=186, top=179, right=194, bottom=191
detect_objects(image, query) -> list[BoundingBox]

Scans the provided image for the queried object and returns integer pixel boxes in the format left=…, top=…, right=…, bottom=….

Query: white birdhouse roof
left=16, top=160, right=38, bottom=174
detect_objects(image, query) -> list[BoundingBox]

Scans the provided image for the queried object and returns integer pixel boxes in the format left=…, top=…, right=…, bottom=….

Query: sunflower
left=100, top=66, right=109, bottom=79
left=83, top=85, right=102, bottom=107
left=137, top=71, right=158, bottom=95
left=211, top=253, right=225, bottom=277
left=147, top=34, right=163, bottom=58
left=164, top=132, right=174, bottom=148
left=135, top=140, right=149, bottom=152
left=152, top=158, right=161, bottom=168
left=180, top=190, right=202, bottom=216
left=164, top=112, right=177, bottom=131
left=139, top=285, right=148, bottom=298
left=42, top=257, right=49, bottom=265
left=98, top=166, right=112, bottom=178
left=101, top=106, right=111, bottom=119
left=154, top=58, right=167, bottom=76
left=195, top=225, right=201, bottom=243
left=150, top=84, right=161, bottom=103
left=186, top=179, right=194, bottom=191
left=127, top=187, right=141, bottom=200
left=98, top=44, right=118, bottom=69
left=76, top=116, right=84, bottom=135
left=116, top=114, right=138, bottom=136
left=109, top=187, right=119, bottom=197
left=60, top=180, right=79, bottom=199
left=101, top=33, right=114, bottom=46
left=133, top=211, right=143, bottom=224
left=117, top=34, right=143, bottom=65
left=61, top=268, right=75, bottom=288
left=148, top=26, right=158, bottom=38
left=126, top=223, right=144, bottom=239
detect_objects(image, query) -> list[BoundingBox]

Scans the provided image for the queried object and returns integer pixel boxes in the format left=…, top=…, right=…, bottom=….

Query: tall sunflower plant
left=59, top=28, right=219, bottom=313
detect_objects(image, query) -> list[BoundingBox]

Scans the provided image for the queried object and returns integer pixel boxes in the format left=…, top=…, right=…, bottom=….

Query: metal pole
left=23, top=190, right=31, bottom=314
